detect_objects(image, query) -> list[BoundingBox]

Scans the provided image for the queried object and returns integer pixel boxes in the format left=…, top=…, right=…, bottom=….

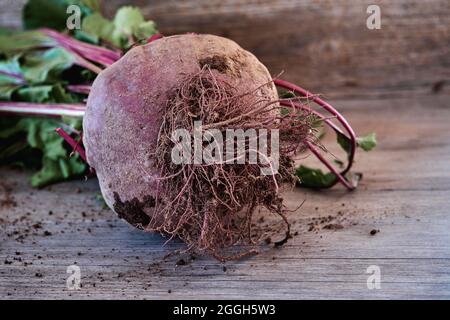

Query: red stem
left=281, top=99, right=354, bottom=189
left=66, top=85, right=92, bottom=95
left=70, top=50, right=104, bottom=74
left=41, top=28, right=121, bottom=61
left=306, top=141, right=355, bottom=190
left=280, top=100, right=346, bottom=137
left=275, top=79, right=357, bottom=190
left=0, top=102, right=85, bottom=118
left=0, top=70, right=26, bottom=84
left=148, top=34, right=164, bottom=43
left=40, top=29, right=119, bottom=69
left=55, top=128, right=87, bottom=162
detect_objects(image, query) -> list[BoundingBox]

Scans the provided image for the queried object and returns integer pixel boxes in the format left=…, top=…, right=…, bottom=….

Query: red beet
left=83, top=34, right=311, bottom=260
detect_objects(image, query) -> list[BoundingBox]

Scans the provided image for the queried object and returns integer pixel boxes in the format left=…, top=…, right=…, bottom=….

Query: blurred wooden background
left=1, top=0, right=449, bottom=98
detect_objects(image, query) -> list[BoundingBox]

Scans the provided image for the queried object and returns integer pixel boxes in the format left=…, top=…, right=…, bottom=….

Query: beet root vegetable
left=83, top=34, right=313, bottom=260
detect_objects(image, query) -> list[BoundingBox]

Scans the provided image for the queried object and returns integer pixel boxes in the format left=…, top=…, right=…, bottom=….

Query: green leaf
left=0, top=56, right=24, bottom=99
left=17, top=118, right=86, bottom=187
left=336, top=131, right=352, bottom=156
left=31, top=154, right=86, bottom=187
left=346, top=172, right=362, bottom=189
left=78, top=6, right=158, bottom=49
left=134, top=21, right=157, bottom=40
left=0, top=85, right=22, bottom=100
left=12, top=83, right=80, bottom=103
left=0, top=117, right=86, bottom=187
left=356, top=132, right=377, bottom=151
left=62, top=116, right=83, bottom=130
left=0, top=56, right=23, bottom=85
left=296, top=165, right=337, bottom=189
left=279, top=91, right=296, bottom=99
left=23, top=0, right=98, bottom=31
left=16, top=85, right=53, bottom=102
left=79, top=0, right=100, bottom=11
left=112, top=6, right=158, bottom=48
left=81, top=12, right=115, bottom=43
left=0, top=28, right=14, bottom=36
left=22, top=47, right=75, bottom=83
left=113, top=6, right=145, bottom=36
left=337, top=131, right=377, bottom=156
left=73, top=30, right=99, bottom=44
left=95, top=193, right=108, bottom=209
left=0, top=30, right=54, bottom=53
left=49, top=83, right=77, bottom=103
left=334, top=159, right=344, bottom=168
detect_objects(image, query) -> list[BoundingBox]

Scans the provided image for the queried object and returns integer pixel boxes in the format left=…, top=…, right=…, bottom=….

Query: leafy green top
left=0, top=0, right=158, bottom=187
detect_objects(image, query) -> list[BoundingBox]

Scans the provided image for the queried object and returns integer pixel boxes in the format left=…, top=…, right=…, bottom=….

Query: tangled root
left=147, top=66, right=314, bottom=261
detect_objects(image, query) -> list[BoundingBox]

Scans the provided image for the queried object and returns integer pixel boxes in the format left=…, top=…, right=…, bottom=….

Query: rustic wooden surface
left=1, top=93, right=450, bottom=299
left=1, top=0, right=450, bottom=300
left=1, top=0, right=450, bottom=98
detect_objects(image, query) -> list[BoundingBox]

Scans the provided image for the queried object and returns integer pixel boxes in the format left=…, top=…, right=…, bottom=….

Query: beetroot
left=0, top=31, right=363, bottom=259
left=83, top=34, right=312, bottom=259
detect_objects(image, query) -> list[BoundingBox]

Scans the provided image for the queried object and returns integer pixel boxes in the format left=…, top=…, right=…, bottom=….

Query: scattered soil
left=323, top=223, right=344, bottom=230
left=199, top=55, right=230, bottom=74
left=0, top=182, right=17, bottom=208
left=176, top=259, right=186, bottom=266
left=112, top=192, right=154, bottom=229
left=307, top=211, right=346, bottom=232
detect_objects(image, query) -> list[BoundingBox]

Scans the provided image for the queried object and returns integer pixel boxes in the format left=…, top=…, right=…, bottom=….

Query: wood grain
left=1, top=0, right=449, bottom=98
left=1, top=93, right=450, bottom=299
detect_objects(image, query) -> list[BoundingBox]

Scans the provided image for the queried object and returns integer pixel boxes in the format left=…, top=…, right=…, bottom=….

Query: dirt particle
left=113, top=192, right=154, bottom=229
left=370, top=229, right=379, bottom=236
left=432, top=80, right=446, bottom=93
left=176, top=259, right=186, bottom=266
left=323, top=223, right=344, bottom=230
left=199, top=55, right=230, bottom=73
left=0, top=182, right=17, bottom=208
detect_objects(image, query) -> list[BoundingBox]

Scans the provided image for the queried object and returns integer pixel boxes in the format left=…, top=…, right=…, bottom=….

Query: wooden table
left=1, top=93, right=449, bottom=299
left=1, top=0, right=450, bottom=300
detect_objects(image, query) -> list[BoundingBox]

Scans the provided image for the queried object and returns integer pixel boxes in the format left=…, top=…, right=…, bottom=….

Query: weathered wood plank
left=1, top=93, right=450, bottom=299
left=1, top=0, right=449, bottom=98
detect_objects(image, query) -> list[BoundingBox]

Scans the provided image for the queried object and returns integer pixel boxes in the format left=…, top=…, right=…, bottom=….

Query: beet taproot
left=83, top=34, right=311, bottom=260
